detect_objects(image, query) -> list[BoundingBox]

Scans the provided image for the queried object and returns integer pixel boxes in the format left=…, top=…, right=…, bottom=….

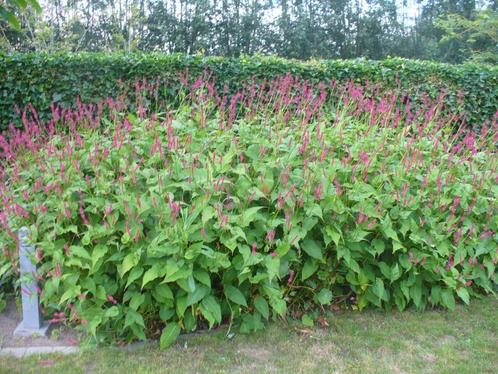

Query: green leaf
left=59, top=286, right=79, bottom=304
left=125, top=309, right=145, bottom=328
left=315, top=289, right=333, bottom=305
left=456, top=287, right=470, bottom=305
left=301, top=239, right=323, bottom=261
left=160, top=322, right=181, bottom=349
left=325, top=226, right=341, bottom=247
left=224, top=285, right=247, bottom=307
left=301, top=314, right=314, bottom=327
left=121, top=253, right=139, bottom=277
left=177, top=274, right=197, bottom=293
left=104, top=306, right=119, bottom=318
left=153, top=284, right=174, bottom=301
left=121, top=232, right=131, bottom=244
left=142, top=264, right=162, bottom=288
left=199, top=296, right=222, bottom=328
left=241, top=207, right=263, bottom=227
left=70, top=245, right=91, bottom=260
left=126, top=267, right=144, bottom=288
left=382, top=224, right=399, bottom=242
left=262, top=285, right=286, bottom=316
left=391, top=264, right=401, bottom=282
left=176, top=295, right=188, bottom=317
left=307, top=204, right=322, bottom=219
left=275, top=241, right=290, bottom=257
left=14, top=0, right=29, bottom=10
left=91, top=244, right=108, bottom=269
left=186, top=285, right=210, bottom=306
left=371, top=238, right=385, bottom=256
left=441, top=289, right=456, bottom=310
left=194, top=270, right=211, bottom=287
left=0, top=9, right=20, bottom=30
left=373, top=278, right=388, bottom=301
left=265, top=255, right=280, bottom=281
left=29, top=0, right=43, bottom=13
left=431, top=286, right=442, bottom=305
left=302, top=259, right=319, bottom=281
left=392, top=240, right=404, bottom=253
left=254, top=296, right=269, bottom=319
left=410, top=284, right=422, bottom=308
left=129, top=293, right=145, bottom=311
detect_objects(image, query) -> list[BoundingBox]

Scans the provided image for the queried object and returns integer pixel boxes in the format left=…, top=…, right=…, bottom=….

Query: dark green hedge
left=1, top=53, right=497, bottom=130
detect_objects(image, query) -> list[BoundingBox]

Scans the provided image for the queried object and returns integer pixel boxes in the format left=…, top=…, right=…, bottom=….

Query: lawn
left=1, top=297, right=496, bottom=374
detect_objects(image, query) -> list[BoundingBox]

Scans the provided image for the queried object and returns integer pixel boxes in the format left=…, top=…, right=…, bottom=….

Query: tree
left=0, top=0, right=496, bottom=63
left=436, top=9, right=498, bottom=63
left=0, top=0, right=41, bottom=30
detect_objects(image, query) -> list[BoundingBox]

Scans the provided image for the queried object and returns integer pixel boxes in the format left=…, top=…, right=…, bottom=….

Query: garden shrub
left=0, top=75, right=497, bottom=347
left=1, top=53, right=497, bottom=131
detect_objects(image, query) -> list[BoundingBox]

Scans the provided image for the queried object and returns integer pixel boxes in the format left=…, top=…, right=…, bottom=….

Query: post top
left=18, top=226, right=30, bottom=240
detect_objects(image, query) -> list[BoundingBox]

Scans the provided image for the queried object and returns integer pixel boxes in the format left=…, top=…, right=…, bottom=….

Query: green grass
left=1, top=297, right=497, bottom=374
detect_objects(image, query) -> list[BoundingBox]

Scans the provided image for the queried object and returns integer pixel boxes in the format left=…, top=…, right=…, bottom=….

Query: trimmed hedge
left=1, top=53, right=497, bottom=130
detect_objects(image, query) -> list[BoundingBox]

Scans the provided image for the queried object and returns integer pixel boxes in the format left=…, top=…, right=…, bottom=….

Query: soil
left=0, top=299, right=79, bottom=348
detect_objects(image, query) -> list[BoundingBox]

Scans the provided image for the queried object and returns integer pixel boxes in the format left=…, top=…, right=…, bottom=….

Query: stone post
left=13, top=227, right=50, bottom=337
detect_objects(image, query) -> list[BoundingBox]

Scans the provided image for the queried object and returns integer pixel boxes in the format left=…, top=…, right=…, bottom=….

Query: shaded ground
left=0, top=297, right=497, bottom=374
left=0, top=300, right=79, bottom=348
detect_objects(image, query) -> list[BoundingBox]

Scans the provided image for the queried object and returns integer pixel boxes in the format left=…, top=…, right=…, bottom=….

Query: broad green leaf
left=186, top=285, right=210, bottom=306
left=126, top=267, right=144, bottom=288
left=125, top=309, right=145, bottom=328
left=224, top=285, right=247, bottom=307
left=315, top=289, right=333, bottom=305
left=153, top=283, right=174, bottom=301
left=91, top=244, right=108, bottom=269
left=302, top=259, right=319, bottom=281
left=142, top=264, right=162, bottom=288
left=325, top=226, right=341, bottom=247
left=410, top=284, right=422, bottom=308
left=254, top=296, right=269, bottom=319
left=130, top=293, right=145, bottom=311
left=121, top=252, right=140, bottom=277
left=301, top=239, right=323, bottom=261
left=200, top=296, right=222, bottom=328
left=373, top=278, right=388, bottom=301
left=241, top=206, right=263, bottom=226
left=194, top=270, right=211, bottom=287
left=160, top=322, right=181, bottom=349
left=456, top=287, right=470, bottom=305
left=70, top=245, right=91, bottom=260
left=441, top=289, right=456, bottom=310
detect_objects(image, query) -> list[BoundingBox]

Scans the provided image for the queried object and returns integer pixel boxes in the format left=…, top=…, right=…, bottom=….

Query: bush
left=0, top=75, right=496, bottom=346
left=1, top=53, right=497, bottom=131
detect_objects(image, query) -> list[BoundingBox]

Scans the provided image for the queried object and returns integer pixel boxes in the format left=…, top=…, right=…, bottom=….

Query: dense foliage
left=0, top=0, right=40, bottom=30
left=435, top=9, right=498, bottom=64
left=1, top=53, right=497, bottom=131
left=1, top=0, right=497, bottom=64
left=0, top=74, right=496, bottom=346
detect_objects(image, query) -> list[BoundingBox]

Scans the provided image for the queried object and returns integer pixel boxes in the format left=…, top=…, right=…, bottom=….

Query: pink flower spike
left=287, top=270, right=295, bottom=286
left=359, top=151, right=369, bottom=166
left=266, top=230, right=275, bottom=244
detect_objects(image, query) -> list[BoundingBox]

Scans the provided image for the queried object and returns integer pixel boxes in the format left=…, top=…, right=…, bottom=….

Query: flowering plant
left=0, top=74, right=496, bottom=346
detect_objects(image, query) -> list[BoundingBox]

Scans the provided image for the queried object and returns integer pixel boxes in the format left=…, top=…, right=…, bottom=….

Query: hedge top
left=1, top=53, right=497, bottom=129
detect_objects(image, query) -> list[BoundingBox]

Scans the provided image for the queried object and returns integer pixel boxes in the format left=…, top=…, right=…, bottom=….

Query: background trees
left=0, top=0, right=496, bottom=63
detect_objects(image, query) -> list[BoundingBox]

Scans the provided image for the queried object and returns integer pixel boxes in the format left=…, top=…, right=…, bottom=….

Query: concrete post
left=13, top=227, right=50, bottom=337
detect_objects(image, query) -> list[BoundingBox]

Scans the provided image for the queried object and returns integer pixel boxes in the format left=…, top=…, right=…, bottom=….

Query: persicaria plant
left=0, top=73, right=497, bottom=347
